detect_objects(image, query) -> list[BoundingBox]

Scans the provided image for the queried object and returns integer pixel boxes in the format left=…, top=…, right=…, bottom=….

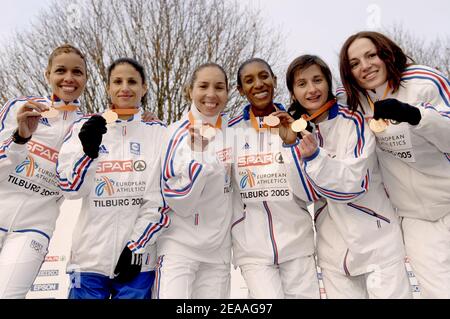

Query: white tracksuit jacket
left=0, top=96, right=83, bottom=239
left=337, top=65, right=450, bottom=221
left=228, top=104, right=315, bottom=267
left=282, top=102, right=405, bottom=276
left=56, top=109, right=169, bottom=277
left=159, top=112, right=232, bottom=264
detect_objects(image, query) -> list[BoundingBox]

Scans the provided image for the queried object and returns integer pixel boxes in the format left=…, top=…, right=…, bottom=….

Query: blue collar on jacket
left=242, top=103, right=286, bottom=120
left=328, top=102, right=339, bottom=120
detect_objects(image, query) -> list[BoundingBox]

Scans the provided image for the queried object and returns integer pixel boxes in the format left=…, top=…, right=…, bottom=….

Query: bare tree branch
left=0, top=0, right=286, bottom=123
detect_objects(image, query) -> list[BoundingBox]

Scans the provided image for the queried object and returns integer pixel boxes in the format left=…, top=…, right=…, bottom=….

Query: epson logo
left=31, top=283, right=59, bottom=291
left=38, top=269, right=59, bottom=277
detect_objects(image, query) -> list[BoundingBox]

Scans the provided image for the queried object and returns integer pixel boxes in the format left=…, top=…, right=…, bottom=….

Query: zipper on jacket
left=262, top=201, right=279, bottom=265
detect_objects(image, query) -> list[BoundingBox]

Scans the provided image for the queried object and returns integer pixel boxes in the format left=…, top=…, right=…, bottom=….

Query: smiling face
left=107, top=63, right=147, bottom=108
left=347, top=37, right=388, bottom=90
left=189, top=66, right=228, bottom=117
left=292, top=64, right=329, bottom=115
left=237, top=61, right=277, bottom=113
left=45, top=52, right=87, bottom=103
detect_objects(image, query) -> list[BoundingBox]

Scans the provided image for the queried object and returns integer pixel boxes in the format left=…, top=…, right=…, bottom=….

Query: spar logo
left=96, top=160, right=147, bottom=173
left=238, top=153, right=273, bottom=168
left=96, top=160, right=133, bottom=173
left=239, top=169, right=256, bottom=189
left=95, top=176, right=115, bottom=196
left=15, top=156, right=38, bottom=177
left=27, top=140, right=58, bottom=163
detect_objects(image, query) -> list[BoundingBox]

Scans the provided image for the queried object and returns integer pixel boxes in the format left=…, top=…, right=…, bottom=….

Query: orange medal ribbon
left=249, top=104, right=278, bottom=132
left=110, top=105, right=140, bottom=116
left=366, top=83, right=391, bottom=112
left=51, top=95, right=78, bottom=112
left=188, top=111, right=222, bottom=129
left=301, top=99, right=336, bottom=122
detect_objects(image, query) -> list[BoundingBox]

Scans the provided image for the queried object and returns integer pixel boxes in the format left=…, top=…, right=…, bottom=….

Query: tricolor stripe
left=314, top=202, right=327, bottom=222
left=421, top=102, right=450, bottom=119
left=343, top=249, right=350, bottom=276
left=228, top=113, right=244, bottom=127
left=290, top=145, right=319, bottom=201
left=347, top=202, right=390, bottom=223
left=128, top=206, right=171, bottom=251
left=142, top=120, right=166, bottom=127
left=360, top=169, right=370, bottom=192
left=162, top=120, right=190, bottom=181
left=335, top=86, right=346, bottom=97
left=1, top=97, right=48, bottom=131
left=0, top=137, right=14, bottom=160
left=262, top=201, right=279, bottom=265
left=337, top=107, right=365, bottom=157
left=304, top=160, right=369, bottom=201
left=163, top=160, right=203, bottom=198
left=231, top=211, right=246, bottom=229
left=316, top=125, right=324, bottom=147
left=58, top=154, right=94, bottom=191
left=154, top=255, right=164, bottom=299
left=402, top=66, right=450, bottom=107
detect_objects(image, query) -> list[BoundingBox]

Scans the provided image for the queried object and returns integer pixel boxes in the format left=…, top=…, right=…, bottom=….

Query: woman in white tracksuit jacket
left=339, top=31, right=450, bottom=298
left=0, top=44, right=87, bottom=298
left=57, top=58, right=168, bottom=299
left=229, top=58, right=319, bottom=299
left=277, top=54, right=411, bottom=298
left=154, top=63, right=232, bottom=299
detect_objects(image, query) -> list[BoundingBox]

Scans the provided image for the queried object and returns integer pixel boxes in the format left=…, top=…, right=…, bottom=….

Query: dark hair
left=107, top=58, right=147, bottom=105
left=339, top=31, right=412, bottom=111
left=107, top=57, right=147, bottom=85
left=46, top=44, right=86, bottom=74
left=285, top=55, right=335, bottom=120
left=184, top=62, right=228, bottom=102
left=236, top=58, right=275, bottom=87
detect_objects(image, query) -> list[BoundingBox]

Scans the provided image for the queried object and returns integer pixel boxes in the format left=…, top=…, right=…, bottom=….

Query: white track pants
left=402, top=215, right=450, bottom=299
left=153, top=254, right=230, bottom=299
left=0, top=231, right=49, bottom=298
left=239, top=255, right=320, bottom=299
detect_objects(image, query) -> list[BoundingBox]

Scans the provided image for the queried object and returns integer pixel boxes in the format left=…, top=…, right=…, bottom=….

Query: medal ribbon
left=366, top=83, right=391, bottom=112
left=249, top=104, right=278, bottom=132
left=188, top=111, right=222, bottom=129
left=111, top=105, right=140, bottom=115
left=301, top=99, right=336, bottom=122
left=51, top=94, right=78, bottom=111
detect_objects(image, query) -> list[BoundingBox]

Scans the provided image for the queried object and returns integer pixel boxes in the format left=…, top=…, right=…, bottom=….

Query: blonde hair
left=46, top=44, right=86, bottom=74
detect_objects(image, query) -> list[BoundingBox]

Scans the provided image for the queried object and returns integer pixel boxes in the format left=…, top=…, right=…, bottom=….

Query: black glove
left=78, top=115, right=107, bottom=159
left=374, top=98, right=421, bottom=125
left=114, top=246, right=142, bottom=283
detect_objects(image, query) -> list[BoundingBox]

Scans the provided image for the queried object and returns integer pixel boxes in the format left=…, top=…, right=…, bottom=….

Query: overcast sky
left=1, top=0, right=449, bottom=79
